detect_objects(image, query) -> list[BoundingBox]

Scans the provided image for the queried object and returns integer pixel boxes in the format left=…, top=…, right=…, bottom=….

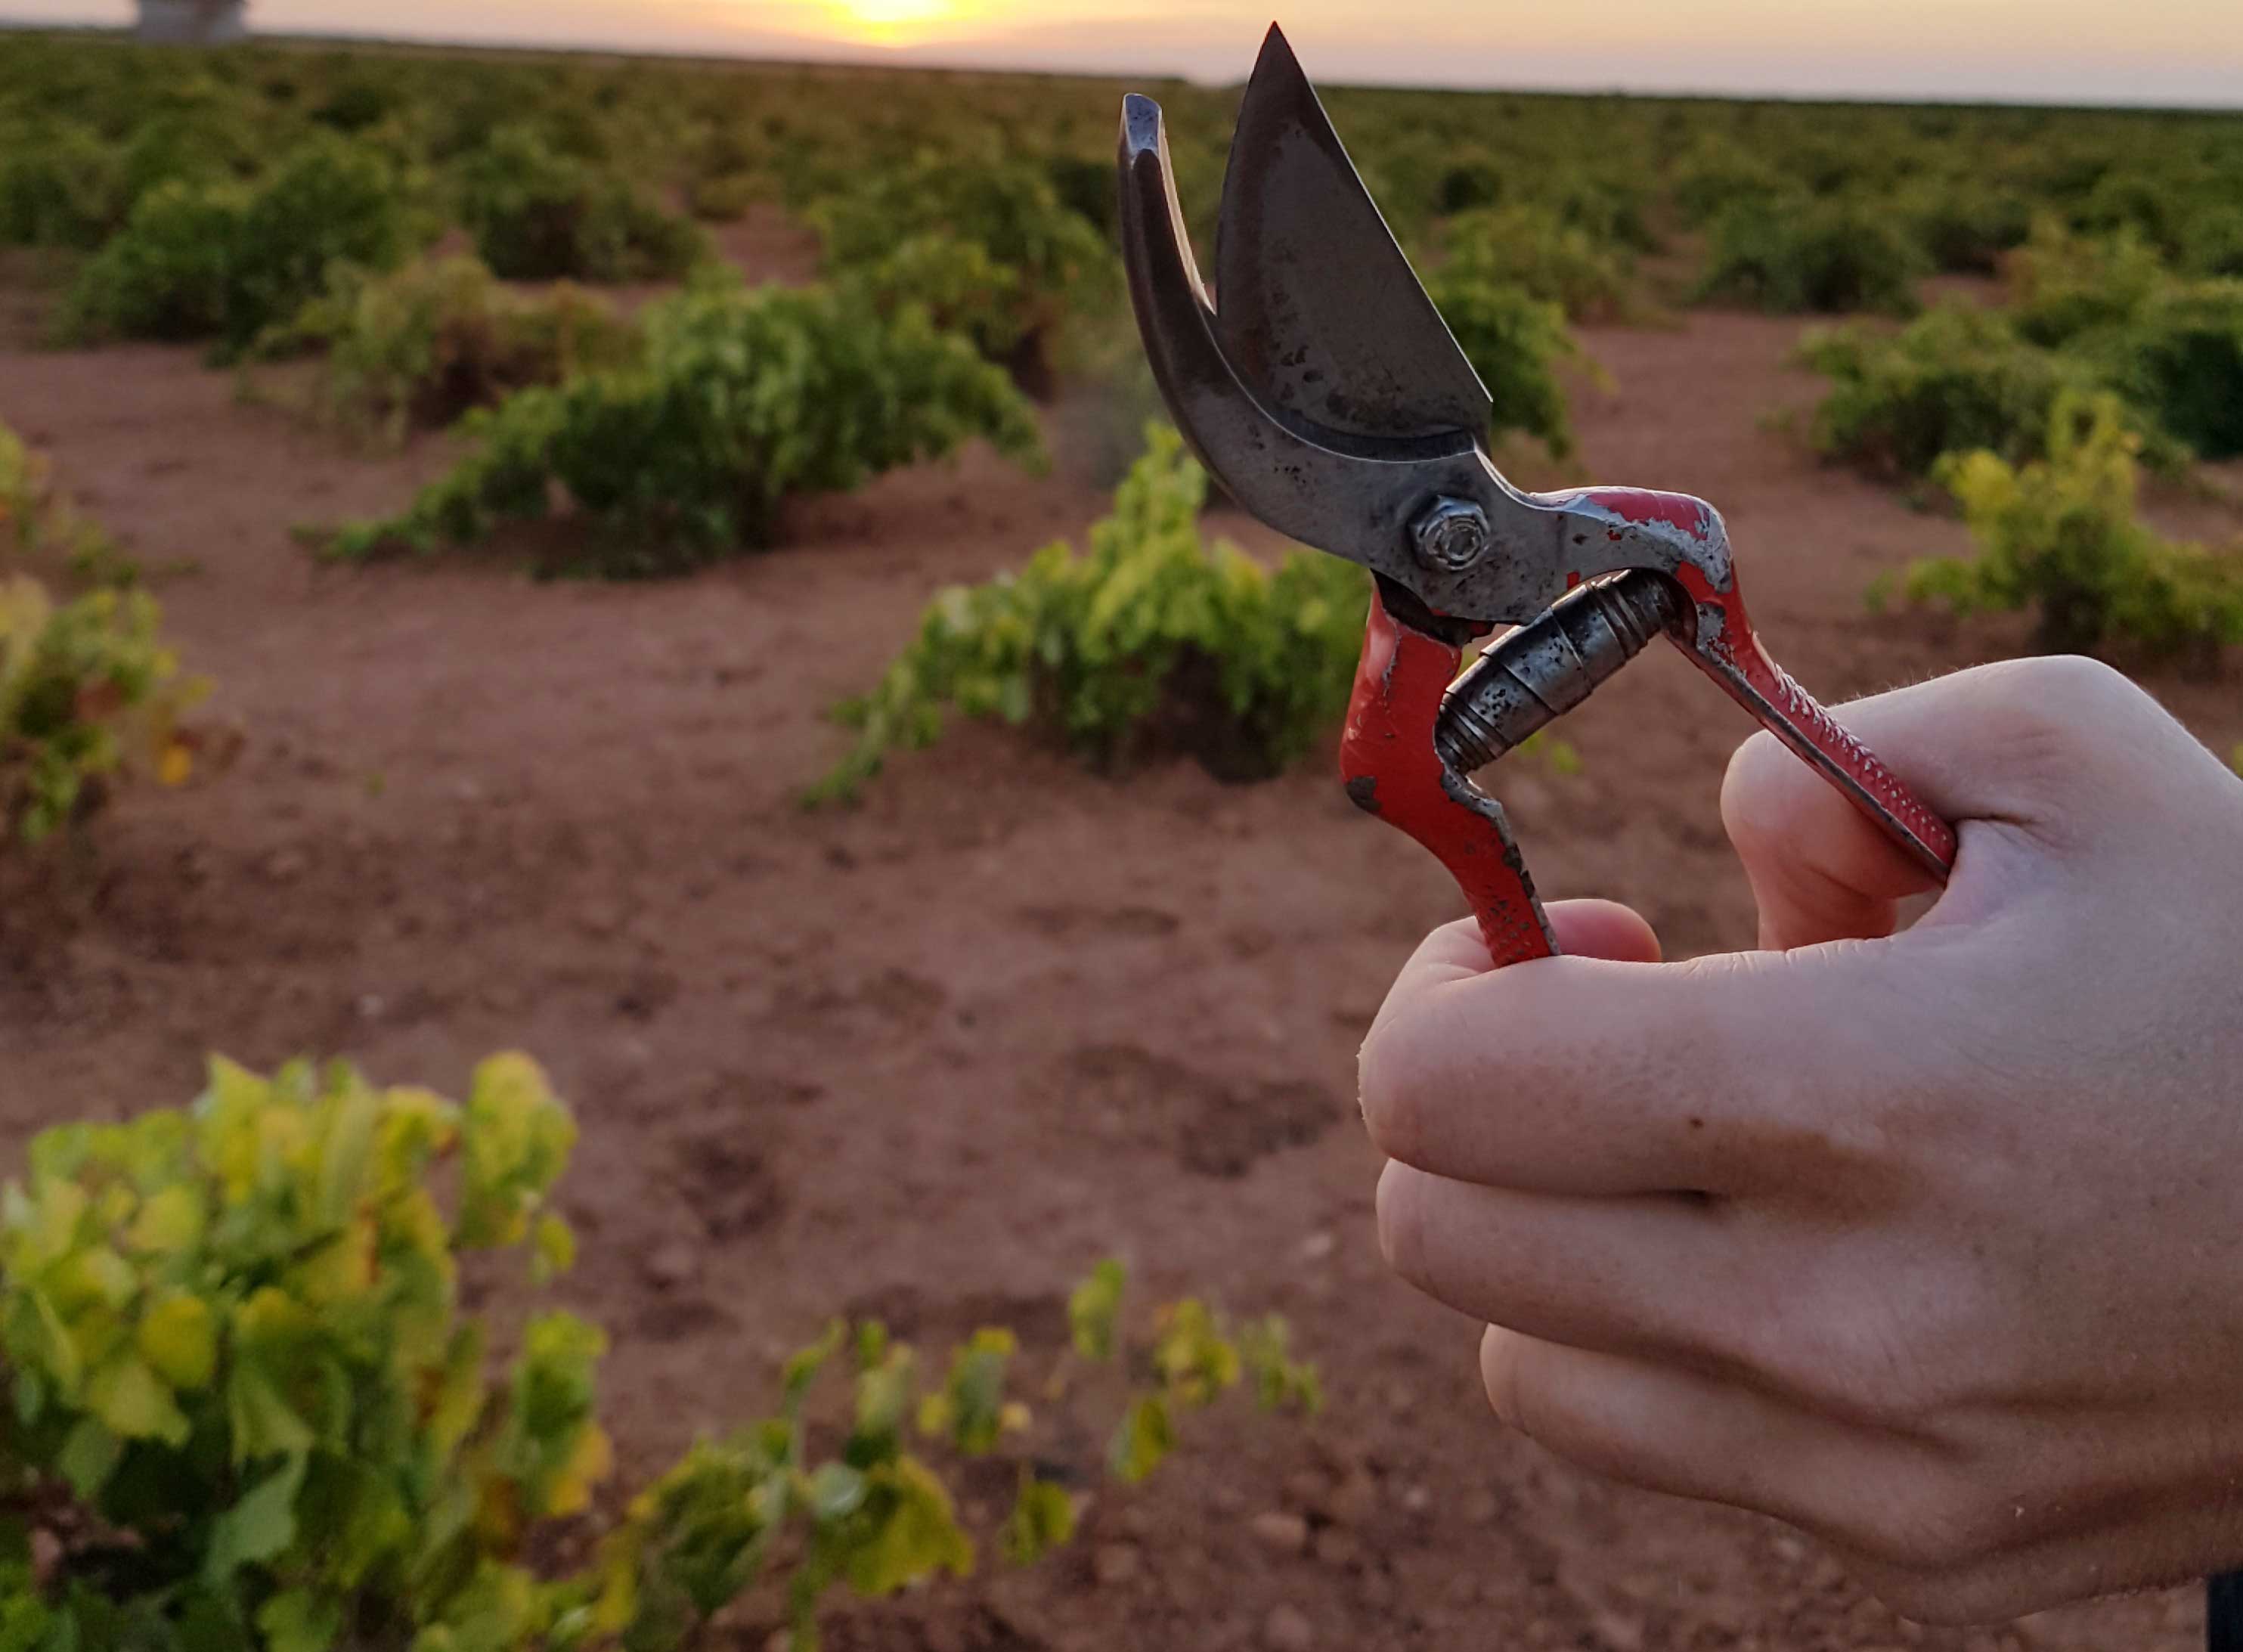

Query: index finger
left=1358, top=932, right=1911, bottom=1198
left=1367, top=899, right=1665, bottom=1045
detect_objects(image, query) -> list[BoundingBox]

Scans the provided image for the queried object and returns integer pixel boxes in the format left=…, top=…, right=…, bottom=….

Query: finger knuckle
left=1718, top=729, right=1790, bottom=845
left=1372, top=1162, right=1423, bottom=1279
left=1844, top=1483, right=2015, bottom=1576
left=1846, top=1554, right=2031, bottom=1626
left=1998, top=652, right=2135, bottom=711
left=1355, top=1021, right=1429, bottom=1164
left=1966, top=656, right=2150, bottom=780
left=1739, top=1301, right=1956, bottom=1434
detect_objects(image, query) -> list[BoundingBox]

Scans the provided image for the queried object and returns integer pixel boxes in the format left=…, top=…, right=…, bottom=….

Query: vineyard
left=2, top=26, right=2241, bottom=1652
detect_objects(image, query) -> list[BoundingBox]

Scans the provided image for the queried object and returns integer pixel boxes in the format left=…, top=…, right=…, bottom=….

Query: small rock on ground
left=1262, top=1604, right=1314, bottom=1651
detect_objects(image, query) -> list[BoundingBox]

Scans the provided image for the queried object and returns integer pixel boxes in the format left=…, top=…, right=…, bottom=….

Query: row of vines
left=3, top=29, right=2236, bottom=826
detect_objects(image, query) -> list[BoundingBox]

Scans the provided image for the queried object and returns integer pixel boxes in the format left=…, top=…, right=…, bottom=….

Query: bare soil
left=2, top=267, right=2236, bottom=1650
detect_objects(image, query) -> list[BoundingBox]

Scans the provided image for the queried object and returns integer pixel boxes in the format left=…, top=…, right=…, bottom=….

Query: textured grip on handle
left=1340, top=590, right=1556, bottom=968
left=1672, top=574, right=1956, bottom=879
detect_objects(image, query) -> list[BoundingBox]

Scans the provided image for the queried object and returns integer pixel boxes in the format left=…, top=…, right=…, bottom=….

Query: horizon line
left=3, top=17, right=2241, bottom=116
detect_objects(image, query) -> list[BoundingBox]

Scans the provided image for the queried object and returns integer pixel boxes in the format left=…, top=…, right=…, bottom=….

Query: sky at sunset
left=5, top=0, right=2241, bottom=106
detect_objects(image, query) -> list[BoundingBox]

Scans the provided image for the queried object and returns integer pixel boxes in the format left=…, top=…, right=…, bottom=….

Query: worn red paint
left=1672, top=566, right=1958, bottom=871
left=1337, top=591, right=1554, bottom=969
left=1579, top=485, right=1712, bottom=539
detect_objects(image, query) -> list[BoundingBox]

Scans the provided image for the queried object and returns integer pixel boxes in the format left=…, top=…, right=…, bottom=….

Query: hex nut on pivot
left=1411, top=496, right=1492, bottom=574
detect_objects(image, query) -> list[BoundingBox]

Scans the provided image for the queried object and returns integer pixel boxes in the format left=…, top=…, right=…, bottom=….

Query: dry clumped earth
left=2, top=218, right=2237, bottom=1651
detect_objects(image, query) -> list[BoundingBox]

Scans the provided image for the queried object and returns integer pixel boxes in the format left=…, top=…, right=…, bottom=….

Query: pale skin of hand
left=1359, top=656, right=2243, bottom=1623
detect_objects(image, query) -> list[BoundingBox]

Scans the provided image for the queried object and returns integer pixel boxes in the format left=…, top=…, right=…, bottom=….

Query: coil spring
left=1433, top=571, right=1684, bottom=776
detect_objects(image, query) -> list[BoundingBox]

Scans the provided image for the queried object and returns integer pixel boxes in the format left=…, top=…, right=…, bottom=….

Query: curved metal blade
left=1117, top=65, right=1742, bottom=632
left=1118, top=90, right=1566, bottom=628
left=1213, top=24, right=1490, bottom=444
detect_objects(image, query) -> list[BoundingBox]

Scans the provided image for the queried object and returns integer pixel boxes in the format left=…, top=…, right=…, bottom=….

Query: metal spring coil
left=1433, top=571, right=1683, bottom=776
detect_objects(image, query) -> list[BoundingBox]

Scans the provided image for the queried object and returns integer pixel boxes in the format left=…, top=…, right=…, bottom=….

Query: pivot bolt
left=1411, top=496, right=1491, bottom=573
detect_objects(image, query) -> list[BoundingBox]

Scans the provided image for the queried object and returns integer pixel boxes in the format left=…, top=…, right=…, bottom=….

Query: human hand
left=1359, top=656, right=2243, bottom=1622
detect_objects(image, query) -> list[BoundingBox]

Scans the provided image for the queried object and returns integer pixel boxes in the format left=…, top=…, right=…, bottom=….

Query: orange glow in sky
left=6, top=0, right=2241, bottom=105
left=814, top=0, right=965, bottom=45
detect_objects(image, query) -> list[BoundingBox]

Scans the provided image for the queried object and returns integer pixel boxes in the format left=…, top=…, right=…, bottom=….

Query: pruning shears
left=1115, top=26, right=1957, bottom=965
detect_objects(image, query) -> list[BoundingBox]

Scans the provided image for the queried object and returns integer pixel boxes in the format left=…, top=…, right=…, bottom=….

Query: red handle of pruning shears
left=1340, top=593, right=1557, bottom=968
left=1341, top=577, right=1957, bottom=969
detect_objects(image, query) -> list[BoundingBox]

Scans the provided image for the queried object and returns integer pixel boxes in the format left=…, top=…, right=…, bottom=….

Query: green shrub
left=2074, top=169, right=2195, bottom=259
left=323, top=276, right=1042, bottom=577
left=810, top=157, right=1111, bottom=385
left=262, top=256, right=640, bottom=445
left=2001, top=223, right=2243, bottom=460
left=601, top=1273, right=1318, bottom=1650
left=0, top=125, right=122, bottom=251
left=1904, top=392, right=2243, bottom=660
left=1419, top=270, right=1578, bottom=457
left=1668, top=144, right=1792, bottom=228
left=225, top=135, right=419, bottom=347
left=1693, top=198, right=1926, bottom=316
left=116, top=107, right=265, bottom=209
left=459, top=126, right=703, bottom=283
left=677, top=116, right=766, bottom=223
left=2006, top=221, right=2166, bottom=347
left=1802, top=304, right=2118, bottom=479
left=2183, top=206, right=2243, bottom=280
left=1434, top=151, right=1504, bottom=216
left=58, top=136, right=415, bottom=352
left=1046, top=152, right=1121, bottom=239
left=845, top=234, right=1029, bottom=369
left=0, top=1058, right=1318, bottom=1652
left=0, top=578, right=204, bottom=844
left=0, top=1052, right=606, bottom=1652
left=683, top=169, right=759, bottom=224
left=1533, top=173, right=1659, bottom=256
left=1901, top=181, right=2033, bottom=275
left=1, top=423, right=206, bottom=845
left=1439, top=203, right=1635, bottom=324
left=2090, top=280, right=2243, bottom=462
left=55, top=181, right=245, bottom=344
left=813, top=426, right=1368, bottom=799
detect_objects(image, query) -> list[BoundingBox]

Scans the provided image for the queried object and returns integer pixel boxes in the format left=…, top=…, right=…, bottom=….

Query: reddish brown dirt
left=2, top=280, right=2238, bottom=1651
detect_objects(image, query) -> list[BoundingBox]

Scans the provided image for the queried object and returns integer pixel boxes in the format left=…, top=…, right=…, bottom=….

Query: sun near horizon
left=815, top=0, right=971, bottom=47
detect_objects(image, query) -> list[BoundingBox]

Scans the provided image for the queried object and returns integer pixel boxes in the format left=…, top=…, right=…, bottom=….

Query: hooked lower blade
left=1213, top=24, right=1490, bottom=444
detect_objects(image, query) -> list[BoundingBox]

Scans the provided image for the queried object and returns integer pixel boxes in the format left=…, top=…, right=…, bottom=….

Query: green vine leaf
left=1108, top=1394, right=1176, bottom=1485
left=999, top=1472, right=1077, bottom=1566
left=1067, top=1259, right=1126, bottom=1362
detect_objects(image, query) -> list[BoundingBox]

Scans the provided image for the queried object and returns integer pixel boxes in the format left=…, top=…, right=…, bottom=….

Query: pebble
left=1401, top=1484, right=1431, bottom=1514
left=1249, top=1511, right=1309, bottom=1554
left=1587, top=1607, right=1645, bottom=1651
left=1092, top=1543, right=1141, bottom=1586
left=1323, top=1470, right=1380, bottom=1529
left=643, top=1241, right=701, bottom=1288
left=1262, top=1604, right=1314, bottom=1651
left=1312, top=1527, right=1361, bottom=1569
left=1297, top=1230, right=1337, bottom=1262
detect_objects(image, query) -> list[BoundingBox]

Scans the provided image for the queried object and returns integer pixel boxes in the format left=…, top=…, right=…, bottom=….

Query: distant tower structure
left=137, top=0, right=248, bottom=44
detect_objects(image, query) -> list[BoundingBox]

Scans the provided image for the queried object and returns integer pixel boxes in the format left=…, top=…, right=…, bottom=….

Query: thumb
left=1718, top=656, right=2179, bottom=952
